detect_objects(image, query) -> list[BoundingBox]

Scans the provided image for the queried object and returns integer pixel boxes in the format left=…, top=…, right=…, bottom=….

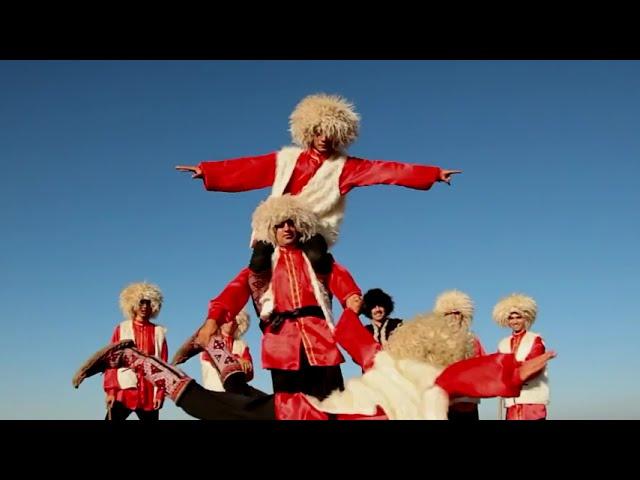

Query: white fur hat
left=251, top=194, right=319, bottom=246
left=492, top=293, right=538, bottom=328
left=433, top=290, right=475, bottom=328
left=289, top=93, right=360, bottom=150
left=119, top=282, right=163, bottom=320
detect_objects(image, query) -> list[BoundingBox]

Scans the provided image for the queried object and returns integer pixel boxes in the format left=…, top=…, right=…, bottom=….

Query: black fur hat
left=362, top=288, right=394, bottom=319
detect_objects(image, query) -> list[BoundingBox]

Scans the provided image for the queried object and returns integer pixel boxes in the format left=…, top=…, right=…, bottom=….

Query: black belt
left=260, top=306, right=325, bottom=333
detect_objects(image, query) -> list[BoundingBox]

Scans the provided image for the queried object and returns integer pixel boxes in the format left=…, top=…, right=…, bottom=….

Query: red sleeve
left=334, top=310, right=381, bottom=372
left=103, top=326, right=121, bottom=393
left=339, top=157, right=442, bottom=195
left=155, top=338, right=169, bottom=402
left=198, top=153, right=277, bottom=192
left=435, top=353, right=523, bottom=399
left=241, top=346, right=254, bottom=382
left=328, top=261, right=361, bottom=306
left=207, top=268, right=253, bottom=324
left=525, top=336, right=546, bottom=360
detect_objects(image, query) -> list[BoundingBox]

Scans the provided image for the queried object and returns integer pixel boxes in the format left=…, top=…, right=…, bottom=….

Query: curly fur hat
left=251, top=194, right=319, bottom=246
left=289, top=93, right=360, bottom=151
left=492, top=293, right=538, bottom=328
left=362, top=288, right=394, bottom=319
left=433, top=290, right=475, bottom=328
left=119, top=282, right=163, bottom=320
left=385, top=311, right=475, bottom=368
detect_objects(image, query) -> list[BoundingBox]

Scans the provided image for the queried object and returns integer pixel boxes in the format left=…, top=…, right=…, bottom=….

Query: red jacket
left=207, top=248, right=361, bottom=370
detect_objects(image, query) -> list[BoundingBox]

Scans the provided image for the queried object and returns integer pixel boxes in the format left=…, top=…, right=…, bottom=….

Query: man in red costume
left=103, top=282, right=168, bottom=420
left=494, top=293, right=550, bottom=420
left=171, top=194, right=367, bottom=418
left=176, top=93, right=462, bottom=275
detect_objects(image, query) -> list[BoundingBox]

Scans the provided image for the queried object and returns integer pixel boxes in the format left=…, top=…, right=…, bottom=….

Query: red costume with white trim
left=103, top=320, right=168, bottom=411
left=207, top=253, right=360, bottom=370
left=493, top=293, right=550, bottom=420
left=192, top=94, right=446, bottom=248
left=498, top=330, right=548, bottom=420
left=202, top=194, right=363, bottom=418
left=199, top=149, right=441, bottom=196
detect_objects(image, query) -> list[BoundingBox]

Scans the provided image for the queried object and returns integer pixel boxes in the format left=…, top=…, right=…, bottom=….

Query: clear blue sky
left=1, top=60, right=638, bottom=419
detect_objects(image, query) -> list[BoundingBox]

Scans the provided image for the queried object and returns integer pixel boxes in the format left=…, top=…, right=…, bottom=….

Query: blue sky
left=1, top=60, right=638, bottom=419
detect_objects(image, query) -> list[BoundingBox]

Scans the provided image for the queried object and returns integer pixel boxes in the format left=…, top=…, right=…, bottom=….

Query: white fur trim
left=307, top=351, right=449, bottom=419
left=272, top=147, right=303, bottom=197
left=295, top=154, right=347, bottom=246
left=257, top=249, right=279, bottom=320
left=301, top=250, right=334, bottom=332
left=422, top=385, right=451, bottom=420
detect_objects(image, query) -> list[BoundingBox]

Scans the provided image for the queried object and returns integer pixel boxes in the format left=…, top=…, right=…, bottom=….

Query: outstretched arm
left=339, top=157, right=462, bottom=194
left=176, top=152, right=277, bottom=192
left=435, top=351, right=556, bottom=399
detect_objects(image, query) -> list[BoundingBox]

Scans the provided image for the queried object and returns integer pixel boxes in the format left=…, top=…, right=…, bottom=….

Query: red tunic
left=103, top=321, right=168, bottom=411
left=206, top=248, right=361, bottom=370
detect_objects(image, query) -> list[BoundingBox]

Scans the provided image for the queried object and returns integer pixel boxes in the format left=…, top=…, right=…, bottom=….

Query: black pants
left=177, top=348, right=344, bottom=420
left=177, top=379, right=276, bottom=420
left=447, top=405, right=479, bottom=421
left=270, top=346, right=344, bottom=400
left=105, top=400, right=160, bottom=421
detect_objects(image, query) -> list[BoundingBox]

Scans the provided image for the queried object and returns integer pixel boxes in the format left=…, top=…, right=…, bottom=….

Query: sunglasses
left=274, top=219, right=295, bottom=229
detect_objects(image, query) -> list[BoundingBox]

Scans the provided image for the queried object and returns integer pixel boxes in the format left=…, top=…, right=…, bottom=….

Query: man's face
left=508, top=312, right=526, bottom=332
left=371, top=305, right=386, bottom=322
left=312, top=132, right=334, bottom=154
left=275, top=219, right=299, bottom=246
left=134, top=299, right=152, bottom=321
